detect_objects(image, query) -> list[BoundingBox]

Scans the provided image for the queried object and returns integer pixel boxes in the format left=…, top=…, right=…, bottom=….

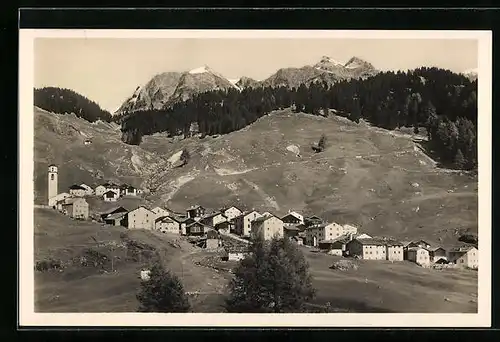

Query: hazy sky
left=34, top=38, right=478, bottom=113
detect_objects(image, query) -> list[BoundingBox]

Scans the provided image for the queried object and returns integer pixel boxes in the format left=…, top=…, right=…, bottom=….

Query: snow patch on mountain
left=189, top=66, right=211, bottom=74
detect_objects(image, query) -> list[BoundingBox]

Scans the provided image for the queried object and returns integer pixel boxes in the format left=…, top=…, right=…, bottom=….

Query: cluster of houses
left=47, top=164, right=143, bottom=209
left=45, top=165, right=478, bottom=269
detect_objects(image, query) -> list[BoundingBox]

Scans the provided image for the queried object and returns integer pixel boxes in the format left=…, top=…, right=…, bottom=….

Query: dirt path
left=166, top=248, right=230, bottom=295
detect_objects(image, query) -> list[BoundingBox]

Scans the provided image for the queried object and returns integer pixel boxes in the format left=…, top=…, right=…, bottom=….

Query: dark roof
left=284, top=226, right=300, bottom=231
left=215, top=220, right=231, bottom=227
left=281, top=213, right=302, bottom=221
left=155, top=215, right=177, bottom=223
left=105, top=212, right=127, bottom=221
left=69, top=184, right=86, bottom=190
left=305, top=215, right=323, bottom=221
left=103, top=190, right=118, bottom=196
left=101, top=206, right=128, bottom=215
left=48, top=164, right=57, bottom=167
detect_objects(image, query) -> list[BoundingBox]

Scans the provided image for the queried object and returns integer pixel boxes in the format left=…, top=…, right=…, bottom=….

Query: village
left=44, top=164, right=479, bottom=270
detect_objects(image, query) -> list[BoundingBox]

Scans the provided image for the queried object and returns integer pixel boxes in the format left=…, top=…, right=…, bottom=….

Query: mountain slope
left=262, top=56, right=379, bottom=88
left=34, top=106, right=168, bottom=204
left=114, top=72, right=183, bottom=115
left=235, top=76, right=261, bottom=89
left=114, top=66, right=238, bottom=115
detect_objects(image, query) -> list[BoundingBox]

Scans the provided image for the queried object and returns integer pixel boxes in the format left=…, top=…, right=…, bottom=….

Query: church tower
left=48, top=164, right=58, bottom=205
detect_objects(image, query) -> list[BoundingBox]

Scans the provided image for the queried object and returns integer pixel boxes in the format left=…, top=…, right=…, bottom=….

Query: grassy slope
left=34, top=208, right=198, bottom=312
left=35, top=106, right=477, bottom=245
left=140, top=109, right=477, bottom=246
left=33, top=106, right=167, bottom=205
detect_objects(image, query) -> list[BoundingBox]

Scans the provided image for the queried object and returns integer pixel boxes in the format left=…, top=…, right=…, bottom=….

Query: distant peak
left=318, top=55, right=343, bottom=66
left=344, top=56, right=374, bottom=69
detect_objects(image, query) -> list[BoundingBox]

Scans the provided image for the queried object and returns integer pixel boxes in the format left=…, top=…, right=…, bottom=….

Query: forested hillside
left=34, top=87, right=112, bottom=123
left=121, top=67, right=477, bottom=170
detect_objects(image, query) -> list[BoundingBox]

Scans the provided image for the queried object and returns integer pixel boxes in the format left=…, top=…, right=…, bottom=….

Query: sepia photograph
left=19, top=29, right=491, bottom=327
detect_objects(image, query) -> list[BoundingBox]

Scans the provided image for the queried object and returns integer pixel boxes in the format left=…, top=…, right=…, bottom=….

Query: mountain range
left=113, top=56, right=379, bottom=116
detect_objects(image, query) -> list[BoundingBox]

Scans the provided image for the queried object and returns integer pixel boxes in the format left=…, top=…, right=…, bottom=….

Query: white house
left=125, top=206, right=155, bottom=230
left=120, top=184, right=138, bottom=196
left=103, top=190, right=119, bottom=202
left=342, top=224, right=358, bottom=235
left=251, top=215, right=284, bottom=241
left=61, top=197, right=89, bottom=219
left=281, top=212, right=303, bottom=226
left=233, top=210, right=263, bottom=237
left=200, top=212, right=228, bottom=227
left=80, top=183, right=94, bottom=195
left=448, top=246, right=478, bottom=269
left=306, top=222, right=345, bottom=247
left=155, top=216, right=180, bottom=234
left=48, top=192, right=72, bottom=208
left=346, top=238, right=387, bottom=260
left=407, top=247, right=431, bottom=266
left=220, top=206, right=243, bottom=221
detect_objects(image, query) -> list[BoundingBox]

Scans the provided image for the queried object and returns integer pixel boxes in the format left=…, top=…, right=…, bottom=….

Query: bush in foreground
left=136, top=260, right=191, bottom=312
left=225, top=235, right=316, bottom=313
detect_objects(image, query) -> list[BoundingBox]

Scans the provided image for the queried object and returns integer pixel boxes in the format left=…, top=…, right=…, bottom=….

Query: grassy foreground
left=34, top=209, right=477, bottom=313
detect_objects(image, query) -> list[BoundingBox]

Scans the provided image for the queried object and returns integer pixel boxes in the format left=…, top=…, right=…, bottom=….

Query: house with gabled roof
left=251, top=215, right=284, bottom=241
left=220, top=206, right=243, bottom=221
left=428, top=246, right=448, bottom=263
left=155, top=216, right=180, bottom=234
left=124, top=206, right=155, bottom=230
left=407, top=246, right=431, bottom=266
left=104, top=211, right=128, bottom=226
left=61, top=197, right=89, bottom=219
left=186, top=221, right=208, bottom=236
left=100, top=206, right=128, bottom=221
left=448, top=246, right=478, bottom=269
left=103, top=190, right=119, bottom=202
left=69, top=184, right=87, bottom=197
left=233, top=210, right=263, bottom=237
left=281, top=212, right=303, bottom=226
left=151, top=206, right=171, bottom=220
left=214, top=220, right=232, bottom=234
left=120, top=183, right=138, bottom=197
left=200, top=211, right=228, bottom=227
left=346, top=238, right=388, bottom=260
left=79, top=183, right=94, bottom=195
left=186, top=205, right=206, bottom=219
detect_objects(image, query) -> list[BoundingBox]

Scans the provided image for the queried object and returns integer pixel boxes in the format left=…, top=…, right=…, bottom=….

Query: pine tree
left=136, top=261, right=190, bottom=312
left=225, top=235, right=315, bottom=313
left=454, top=148, right=466, bottom=169
left=318, top=134, right=327, bottom=152
left=180, top=148, right=190, bottom=166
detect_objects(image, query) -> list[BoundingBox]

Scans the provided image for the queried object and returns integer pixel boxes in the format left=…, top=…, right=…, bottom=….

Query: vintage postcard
left=19, top=29, right=491, bottom=327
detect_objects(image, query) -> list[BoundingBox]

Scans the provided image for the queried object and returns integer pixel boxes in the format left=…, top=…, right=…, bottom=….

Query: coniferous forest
left=34, top=87, right=113, bottom=123
left=120, top=67, right=477, bottom=171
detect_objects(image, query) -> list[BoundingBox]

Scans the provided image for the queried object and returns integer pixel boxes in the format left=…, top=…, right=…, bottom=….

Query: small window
left=50, top=174, right=54, bottom=180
